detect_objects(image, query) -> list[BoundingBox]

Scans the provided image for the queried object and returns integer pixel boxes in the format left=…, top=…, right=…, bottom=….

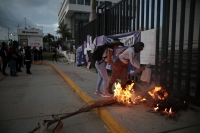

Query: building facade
left=17, top=29, right=43, bottom=49
left=58, top=0, right=121, bottom=38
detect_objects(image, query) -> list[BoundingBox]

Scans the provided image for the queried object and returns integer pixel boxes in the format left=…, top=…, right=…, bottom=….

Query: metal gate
left=75, top=0, right=200, bottom=103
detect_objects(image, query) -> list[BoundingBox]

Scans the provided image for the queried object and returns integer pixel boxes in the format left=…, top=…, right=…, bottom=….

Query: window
left=77, top=0, right=84, bottom=5
left=69, top=0, right=76, bottom=4
left=85, top=0, right=90, bottom=6
left=96, top=1, right=99, bottom=7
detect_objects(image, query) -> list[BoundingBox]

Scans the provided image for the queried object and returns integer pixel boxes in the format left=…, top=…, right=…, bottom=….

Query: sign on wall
left=140, top=29, right=156, bottom=65
left=28, top=36, right=43, bottom=49
left=17, top=29, right=43, bottom=36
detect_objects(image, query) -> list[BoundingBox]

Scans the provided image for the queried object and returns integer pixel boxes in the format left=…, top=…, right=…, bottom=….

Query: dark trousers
left=52, top=54, right=57, bottom=62
left=38, top=54, right=43, bottom=61
left=2, top=58, right=7, bottom=74
left=25, top=61, right=31, bottom=73
left=17, top=60, right=22, bottom=71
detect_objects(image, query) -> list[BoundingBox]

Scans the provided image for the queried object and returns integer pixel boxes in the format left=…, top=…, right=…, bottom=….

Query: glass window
left=85, top=0, right=90, bottom=6
left=96, top=1, right=99, bottom=7
left=77, top=0, right=84, bottom=5
left=69, top=0, right=76, bottom=4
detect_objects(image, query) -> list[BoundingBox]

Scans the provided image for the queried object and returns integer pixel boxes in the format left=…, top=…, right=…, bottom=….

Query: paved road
left=0, top=64, right=110, bottom=133
left=1, top=61, right=200, bottom=133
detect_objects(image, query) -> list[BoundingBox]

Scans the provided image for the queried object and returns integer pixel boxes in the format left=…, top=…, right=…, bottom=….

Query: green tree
left=56, top=23, right=72, bottom=41
left=43, top=33, right=55, bottom=51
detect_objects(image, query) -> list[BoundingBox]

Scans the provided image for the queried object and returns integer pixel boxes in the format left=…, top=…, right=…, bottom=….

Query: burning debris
left=113, top=80, right=187, bottom=120
left=30, top=80, right=188, bottom=132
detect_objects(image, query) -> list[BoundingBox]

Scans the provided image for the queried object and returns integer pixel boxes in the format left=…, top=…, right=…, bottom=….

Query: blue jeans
left=95, top=61, right=108, bottom=93
left=10, top=59, right=17, bottom=76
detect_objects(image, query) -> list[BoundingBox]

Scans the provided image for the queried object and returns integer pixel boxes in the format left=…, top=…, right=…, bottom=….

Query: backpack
left=92, top=44, right=108, bottom=61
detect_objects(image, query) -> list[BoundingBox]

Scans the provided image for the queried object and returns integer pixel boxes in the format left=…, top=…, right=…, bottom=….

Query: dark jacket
left=25, top=49, right=32, bottom=61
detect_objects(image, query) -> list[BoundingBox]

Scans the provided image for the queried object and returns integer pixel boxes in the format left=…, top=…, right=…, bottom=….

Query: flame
left=114, top=82, right=134, bottom=104
left=154, top=104, right=159, bottom=111
left=148, top=87, right=168, bottom=100
left=134, top=95, right=147, bottom=102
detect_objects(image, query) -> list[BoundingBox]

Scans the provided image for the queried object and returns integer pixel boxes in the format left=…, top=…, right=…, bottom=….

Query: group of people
left=94, top=39, right=145, bottom=97
left=32, top=46, right=43, bottom=62
left=0, top=42, right=43, bottom=76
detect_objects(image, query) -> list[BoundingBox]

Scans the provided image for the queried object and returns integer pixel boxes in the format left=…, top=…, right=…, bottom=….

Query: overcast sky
left=0, top=0, right=63, bottom=40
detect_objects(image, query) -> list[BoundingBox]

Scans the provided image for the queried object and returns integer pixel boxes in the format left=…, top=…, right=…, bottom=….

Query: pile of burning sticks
left=30, top=80, right=188, bottom=132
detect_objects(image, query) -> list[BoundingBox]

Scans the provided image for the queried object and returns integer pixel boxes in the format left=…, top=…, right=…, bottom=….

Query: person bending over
left=107, top=42, right=145, bottom=94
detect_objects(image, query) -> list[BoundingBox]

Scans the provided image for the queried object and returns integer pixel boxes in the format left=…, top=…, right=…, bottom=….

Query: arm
left=133, top=54, right=140, bottom=67
left=106, top=49, right=118, bottom=70
left=116, top=47, right=126, bottom=56
left=128, top=48, right=140, bottom=69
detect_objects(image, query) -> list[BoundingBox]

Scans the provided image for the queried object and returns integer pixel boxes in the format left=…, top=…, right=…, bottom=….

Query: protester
left=33, top=46, right=38, bottom=62
left=0, top=42, right=8, bottom=75
left=25, top=46, right=32, bottom=74
left=38, top=47, right=43, bottom=61
left=95, top=38, right=123, bottom=97
left=9, top=46, right=18, bottom=77
left=107, top=42, right=145, bottom=94
left=52, top=47, right=57, bottom=62
left=17, top=48, right=24, bottom=72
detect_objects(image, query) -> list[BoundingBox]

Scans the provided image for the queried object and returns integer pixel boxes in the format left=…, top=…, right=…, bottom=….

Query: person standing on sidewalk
left=38, top=47, right=43, bottom=61
left=9, top=46, right=18, bottom=76
left=52, top=47, right=57, bottom=62
left=95, top=38, right=123, bottom=97
left=0, top=42, right=8, bottom=76
left=107, top=42, right=145, bottom=94
left=25, top=46, right=32, bottom=74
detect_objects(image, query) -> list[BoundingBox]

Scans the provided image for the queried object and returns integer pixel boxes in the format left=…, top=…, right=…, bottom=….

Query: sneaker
left=101, top=93, right=113, bottom=98
left=94, top=91, right=102, bottom=95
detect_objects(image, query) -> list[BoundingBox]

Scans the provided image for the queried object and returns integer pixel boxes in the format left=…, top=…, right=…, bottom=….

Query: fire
left=154, top=104, right=159, bottom=111
left=148, top=87, right=168, bottom=100
left=114, top=82, right=134, bottom=104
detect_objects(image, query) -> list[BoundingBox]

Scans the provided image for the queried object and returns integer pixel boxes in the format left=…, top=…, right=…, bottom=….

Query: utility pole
left=24, top=18, right=26, bottom=29
left=15, top=24, right=21, bottom=28
left=8, top=28, right=10, bottom=47
left=8, top=28, right=9, bottom=41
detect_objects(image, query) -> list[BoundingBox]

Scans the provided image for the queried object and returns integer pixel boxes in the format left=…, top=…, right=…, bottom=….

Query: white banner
left=140, top=29, right=156, bottom=65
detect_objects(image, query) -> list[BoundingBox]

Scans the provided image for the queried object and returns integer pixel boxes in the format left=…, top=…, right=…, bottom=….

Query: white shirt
left=119, top=47, right=140, bottom=69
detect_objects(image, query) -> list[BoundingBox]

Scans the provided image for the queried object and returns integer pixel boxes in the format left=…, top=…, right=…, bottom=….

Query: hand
left=140, top=66, right=145, bottom=71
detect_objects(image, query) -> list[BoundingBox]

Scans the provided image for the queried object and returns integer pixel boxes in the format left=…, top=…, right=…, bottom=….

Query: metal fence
left=75, top=0, right=200, bottom=103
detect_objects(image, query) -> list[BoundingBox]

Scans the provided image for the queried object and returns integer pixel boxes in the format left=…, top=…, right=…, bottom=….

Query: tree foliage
left=43, top=33, right=55, bottom=51
left=56, top=23, right=72, bottom=41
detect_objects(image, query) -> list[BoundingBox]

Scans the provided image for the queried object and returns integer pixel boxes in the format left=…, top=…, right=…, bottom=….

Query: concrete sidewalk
left=37, top=61, right=200, bottom=133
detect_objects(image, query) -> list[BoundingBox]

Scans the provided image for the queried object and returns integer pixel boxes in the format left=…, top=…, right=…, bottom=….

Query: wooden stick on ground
left=46, top=98, right=117, bottom=128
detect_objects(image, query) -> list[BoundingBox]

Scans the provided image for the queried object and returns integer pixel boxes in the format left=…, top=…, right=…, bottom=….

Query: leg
left=95, top=61, right=108, bottom=94
left=2, top=58, right=7, bottom=74
left=95, top=70, right=103, bottom=92
left=120, top=65, right=128, bottom=90
left=107, top=58, right=122, bottom=93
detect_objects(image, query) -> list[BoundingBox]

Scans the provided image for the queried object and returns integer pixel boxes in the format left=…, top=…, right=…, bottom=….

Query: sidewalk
left=0, top=63, right=110, bottom=133
left=38, top=61, right=200, bottom=133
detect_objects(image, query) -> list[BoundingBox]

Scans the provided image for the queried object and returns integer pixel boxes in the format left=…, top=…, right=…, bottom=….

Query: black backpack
left=92, top=44, right=108, bottom=61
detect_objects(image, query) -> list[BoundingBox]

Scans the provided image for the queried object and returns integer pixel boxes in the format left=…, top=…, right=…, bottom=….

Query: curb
left=35, top=62, right=131, bottom=133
